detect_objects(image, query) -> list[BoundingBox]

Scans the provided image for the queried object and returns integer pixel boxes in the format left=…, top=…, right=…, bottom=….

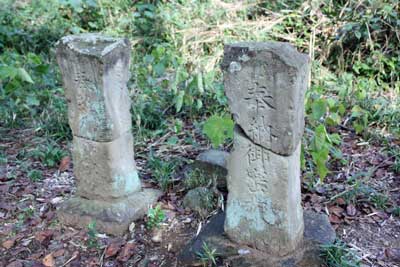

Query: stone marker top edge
left=222, top=41, right=309, bottom=70
left=56, top=33, right=129, bottom=58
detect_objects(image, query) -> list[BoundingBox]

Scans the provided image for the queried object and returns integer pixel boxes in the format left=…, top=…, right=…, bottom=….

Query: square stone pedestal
left=57, top=188, right=162, bottom=235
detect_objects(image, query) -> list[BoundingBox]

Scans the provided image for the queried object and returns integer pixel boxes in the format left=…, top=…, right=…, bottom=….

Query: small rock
left=186, top=149, right=230, bottom=191
left=196, top=149, right=229, bottom=169
left=50, top=197, right=63, bottom=205
left=151, top=229, right=162, bottom=243
left=128, top=222, right=135, bottom=233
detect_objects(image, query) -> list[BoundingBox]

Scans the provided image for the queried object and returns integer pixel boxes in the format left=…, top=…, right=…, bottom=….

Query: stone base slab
left=179, top=210, right=336, bottom=267
left=57, top=188, right=162, bottom=235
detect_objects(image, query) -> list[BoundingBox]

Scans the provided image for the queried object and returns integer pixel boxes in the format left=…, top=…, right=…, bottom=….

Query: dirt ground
left=0, top=127, right=399, bottom=267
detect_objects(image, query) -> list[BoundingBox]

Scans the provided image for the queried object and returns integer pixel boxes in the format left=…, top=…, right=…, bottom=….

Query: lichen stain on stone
left=113, top=171, right=140, bottom=195
left=238, top=54, right=250, bottom=62
left=229, top=61, right=242, bottom=73
left=227, top=197, right=279, bottom=233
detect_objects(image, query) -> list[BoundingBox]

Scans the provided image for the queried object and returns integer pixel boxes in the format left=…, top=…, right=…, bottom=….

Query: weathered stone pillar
left=222, top=42, right=309, bottom=257
left=56, top=33, right=161, bottom=235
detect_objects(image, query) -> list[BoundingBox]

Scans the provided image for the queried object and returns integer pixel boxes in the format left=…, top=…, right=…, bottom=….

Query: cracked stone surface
left=225, top=126, right=303, bottom=257
left=222, top=42, right=309, bottom=156
left=223, top=42, right=309, bottom=257
left=56, top=33, right=132, bottom=142
left=56, top=34, right=161, bottom=234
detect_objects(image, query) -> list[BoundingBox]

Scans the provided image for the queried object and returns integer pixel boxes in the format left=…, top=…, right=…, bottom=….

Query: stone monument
left=223, top=42, right=307, bottom=257
left=56, top=33, right=161, bottom=235
left=179, top=42, right=335, bottom=267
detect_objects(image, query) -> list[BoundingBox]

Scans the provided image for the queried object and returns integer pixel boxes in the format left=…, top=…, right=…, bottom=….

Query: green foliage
left=202, top=115, right=234, bottom=148
left=196, top=242, right=219, bottom=267
left=1, top=0, right=399, bottom=189
left=369, top=192, right=390, bottom=210
left=86, top=221, right=99, bottom=249
left=147, top=153, right=180, bottom=191
left=321, top=240, right=360, bottom=267
left=27, top=169, right=43, bottom=182
left=29, top=143, right=67, bottom=168
left=0, top=151, right=7, bottom=165
left=146, top=204, right=165, bottom=230
left=393, top=206, right=400, bottom=217
left=183, top=169, right=209, bottom=190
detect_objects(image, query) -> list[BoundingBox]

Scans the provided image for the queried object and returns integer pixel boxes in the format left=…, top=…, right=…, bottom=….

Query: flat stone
left=224, top=126, right=303, bottom=257
left=222, top=42, right=309, bottom=156
left=196, top=149, right=229, bottom=169
left=179, top=210, right=336, bottom=267
left=57, top=188, right=162, bottom=235
left=56, top=33, right=132, bottom=142
left=192, top=149, right=229, bottom=190
left=72, top=132, right=141, bottom=200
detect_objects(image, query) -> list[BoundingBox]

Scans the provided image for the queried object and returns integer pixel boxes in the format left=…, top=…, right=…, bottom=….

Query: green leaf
left=17, top=68, right=34, bottom=83
left=0, top=66, right=18, bottom=80
left=311, top=99, right=327, bottom=120
left=175, top=90, right=185, bottom=112
left=26, top=95, right=40, bottom=106
left=203, top=115, right=234, bottom=148
left=153, top=63, right=165, bottom=76
left=196, top=99, right=203, bottom=110
left=197, top=72, right=204, bottom=94
left=326, top=113, right=341, bottom=126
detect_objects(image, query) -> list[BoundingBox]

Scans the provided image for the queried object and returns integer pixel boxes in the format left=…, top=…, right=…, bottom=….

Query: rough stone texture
left=224, top=126, right=303, bottom=257
left=179, top=210, right=336, bottom=267
left=73, top=131, right=141, bottom=200
left=57, top=189, right=162, bottom=235
left=183, top=187, right=214, bottom=218
left=222, top=42, right=309, bottom=156
left=56, top=33, right=161, bottom=235
left=56, top=33, right=132, bottom=142
left=222, top=42, right=309, bottom=257
left=196, top=149, right=229, bottom=169
left=193, top=149, right=229, bottom=190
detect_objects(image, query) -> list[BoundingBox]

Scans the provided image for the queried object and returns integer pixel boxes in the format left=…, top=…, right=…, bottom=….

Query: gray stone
left=183, top=187, right=214, bottom=218
left=73, top=131, right=141, bottom=200
left=193, top=149, right=229, bottom=190
left=56, top=33, right=132, bottom=142
left=303, top=210, right=336, bottom=245
left=179, top=210, right=336, bottom=267
left=222, top=42, right=309, bottom=258
left=222, top=42, right=309, bottom=156
left=224, top=126, right=303, bottom=257
left=56, top=33, right=161, bottom=235
left=57, top=189, right=162, bottom=235
left=196, top=149, right=229, bottom=169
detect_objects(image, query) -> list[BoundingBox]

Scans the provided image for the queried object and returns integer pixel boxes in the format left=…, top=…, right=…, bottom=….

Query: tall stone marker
left=56, top=33, right=161, bottom=235
left=222, top=42, right=309, bottom=257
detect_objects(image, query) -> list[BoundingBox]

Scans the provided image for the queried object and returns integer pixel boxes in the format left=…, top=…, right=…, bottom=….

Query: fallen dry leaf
left=53, top=249, right=65, bottom=257
left=116, top=242, right=136, bottom=262
left=35, top=230, right=54, bottom=245
left=335, top=198, right=346, bottom=205
left=105, top=240, right=124, bottom=258
left=42, top=253, right=55, bottom=267
left=329, top=206, right=344, bottom=217
left=58, top=156, right=70, bottom=172
left=2, top=239, right=15, bottom=249
left=346, top=204, right=357, bottom=216
left=329, top=214, right=342, bottom=224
